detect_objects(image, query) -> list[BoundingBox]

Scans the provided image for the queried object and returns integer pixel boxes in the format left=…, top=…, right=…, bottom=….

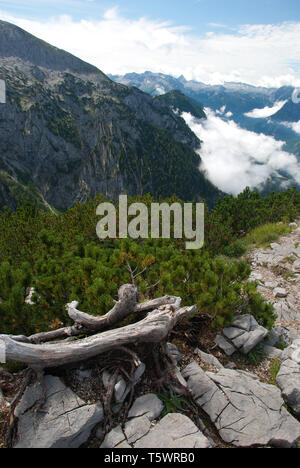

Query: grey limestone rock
left=194, top=348, right=224, bottom=370
left=128, top=393, right=164, bottom=421
left=14, top=375, right=103, bottom=448
left=182, top=361, right=300, bottom=448
left=134, top=413, right=211, bottom=449
left=214, top=334, right=236, bottom=356
left=277, top=340, right=300, bottom=417
left=101, top=393, right=210, bottom=449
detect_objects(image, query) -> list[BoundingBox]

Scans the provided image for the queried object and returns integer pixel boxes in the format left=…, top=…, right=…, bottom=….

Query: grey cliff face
left=0, top=21, right=219, bottom=211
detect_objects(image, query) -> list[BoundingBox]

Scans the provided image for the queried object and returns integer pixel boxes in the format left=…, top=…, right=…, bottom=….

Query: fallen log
left=0, top=305, right=195, bottom=368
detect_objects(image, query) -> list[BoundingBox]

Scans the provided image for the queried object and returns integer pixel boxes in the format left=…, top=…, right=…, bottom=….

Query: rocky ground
left=248, top=221, right=300, bottom=335
left=1, top=222, right=300, bottom=449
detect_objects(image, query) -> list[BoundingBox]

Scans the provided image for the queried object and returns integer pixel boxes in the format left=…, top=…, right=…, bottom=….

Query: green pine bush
left=0, top=187, right=299, bottom=336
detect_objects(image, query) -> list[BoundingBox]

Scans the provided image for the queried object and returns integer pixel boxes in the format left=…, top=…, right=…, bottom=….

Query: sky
left=1, top=0, right=300, bottom=86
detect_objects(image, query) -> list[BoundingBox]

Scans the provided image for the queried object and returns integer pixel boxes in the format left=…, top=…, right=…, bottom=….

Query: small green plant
left=275, top=338, right=287, bottom=351
left=268, top=358, right=281, bottom=385
left=156, top=390, right=188, bottom=417
left=283, top=255, right=297, bottom=265
left=247, top=344, right=266, bottom=365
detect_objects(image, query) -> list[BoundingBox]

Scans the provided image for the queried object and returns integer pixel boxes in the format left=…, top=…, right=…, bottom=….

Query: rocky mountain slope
left=0, top=21, right=220, bottom=211
left=154, top=90, right=207, bottom=120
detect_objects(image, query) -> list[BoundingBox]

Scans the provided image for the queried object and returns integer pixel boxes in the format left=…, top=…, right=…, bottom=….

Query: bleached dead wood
left=0, top=305, right=195, bottom=368
left=9, top=285, right=181, bottom=345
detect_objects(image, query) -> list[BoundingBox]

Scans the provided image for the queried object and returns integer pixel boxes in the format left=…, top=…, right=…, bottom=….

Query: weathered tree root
left=10, top=287, right=181, bottom=345
left=103, top=368, right=120, bottom=433
left=149, top=342, right=189, bottom=395
left=0, top=288, right=192, bottom=369
left=0, top=286, right=196, bottom=446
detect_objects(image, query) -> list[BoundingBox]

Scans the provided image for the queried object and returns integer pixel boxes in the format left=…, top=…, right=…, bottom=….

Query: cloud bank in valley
left=282, top=120, right=300, bottom=134
left=182, top=110, right=300, bottom=195
left=244, top=101, right=287, bottom=118
left=1, top=8, right=300, bottom=87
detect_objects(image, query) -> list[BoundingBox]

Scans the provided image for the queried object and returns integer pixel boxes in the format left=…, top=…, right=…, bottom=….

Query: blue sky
left=1, top=0, right=300, bottom=86
left=1, top=0, right=300, bottom=30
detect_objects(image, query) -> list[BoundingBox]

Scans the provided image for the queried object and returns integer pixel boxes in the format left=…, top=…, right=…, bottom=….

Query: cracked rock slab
left=241, top=327, right=268, bottom=354
left=277, top=359, right=300, bottom=417
left=183, top=361, right=300, bottom=448
left=274, top=302, right=300, bottom=322
left=195, top=348, right=223, bottom=370
left=14, top=375, right=103, bottom=448
left=101, top=414, right=211, bottom=449
left=222, top=315, right=268, bottom=355
left=231, top=314, right=253, bottom=332
left=215, top=334, right=236, bottom=356
left=101, top=425, right=127, bottom=449
left=124, top=415, right=151, bottom=445
left=223, top=327, right=244, bottom=341
left=277, top=340, right=300, bottom=417
left=134, top=413, right=211, bottom=448
left=128, top=393, right=164, bottom=421
left=100, top=395, right=210, bottom=449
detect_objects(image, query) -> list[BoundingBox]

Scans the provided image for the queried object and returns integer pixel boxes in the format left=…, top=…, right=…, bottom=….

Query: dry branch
left=0, top=305, right=195, bottom=368
left=10, top=285, right=181, bottom=345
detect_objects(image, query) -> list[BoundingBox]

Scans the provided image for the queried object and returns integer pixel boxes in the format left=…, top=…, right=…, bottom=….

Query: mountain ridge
left=0, top=20, right=105, bottom=77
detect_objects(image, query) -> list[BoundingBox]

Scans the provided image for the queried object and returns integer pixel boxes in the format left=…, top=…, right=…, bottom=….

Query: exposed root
left=5, top=367, right=35, bottom=447
left=32, top=369, right=47, bottom=415
left=103, top=368, right=120, bottom=433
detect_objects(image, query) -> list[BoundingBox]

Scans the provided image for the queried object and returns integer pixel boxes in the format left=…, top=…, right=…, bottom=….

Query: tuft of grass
left=223, top=222, right=293, bottom=258
left=243, top=223, right=293, bottom=249
left=282, top=255, right=297, bottom=265
left=247, top=344, right=266, bottom=366
left=268, top=358, right=281, bottom=385
left=156, top=390, right=188, bottom=417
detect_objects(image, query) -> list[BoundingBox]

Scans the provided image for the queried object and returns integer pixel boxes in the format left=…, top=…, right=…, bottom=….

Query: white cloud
left=1, top=10, right=300, bottom=87
left=245, top=100, right=287, bottom=118
left=182, top=110, right=300, bottom=194
left=216, top=105, right=226, bottom=115
left=281, top=120, right=300, bottom=134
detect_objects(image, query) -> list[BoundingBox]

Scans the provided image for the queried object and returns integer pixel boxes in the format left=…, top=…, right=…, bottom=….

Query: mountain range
left=1, top=20, right=300, bottom=212
left=110, top=71, right=300, bottom=158
left=0, top=20, right=220, bottom=211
